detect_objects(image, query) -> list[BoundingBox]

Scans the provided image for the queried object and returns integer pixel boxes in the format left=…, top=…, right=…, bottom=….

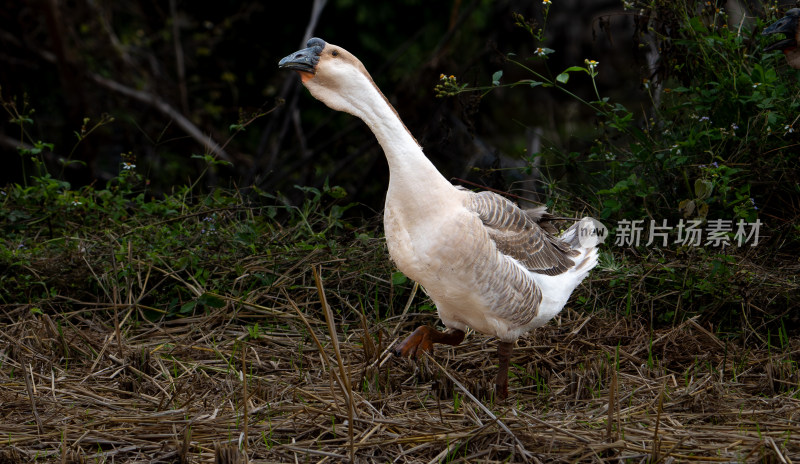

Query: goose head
left=279, top=37, right=378, bottom=118
left=763, top=9, right=800, bottom=53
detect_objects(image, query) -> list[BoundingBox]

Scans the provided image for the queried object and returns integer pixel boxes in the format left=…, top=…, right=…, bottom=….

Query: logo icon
left=577, top=217, right=608, bottom=248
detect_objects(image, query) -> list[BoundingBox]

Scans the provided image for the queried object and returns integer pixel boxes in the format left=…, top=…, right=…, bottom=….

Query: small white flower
left=699, top=116, right=710, bottom=122
left=585, top=59, right=599, bottom=70
left=535, top=47, right=546, bottom=56
left=72, top=200, right=82, bottom=206
left=122, top=162, right=136, bottom=170
left=542, top=0, right=551, bottom=5
left=753, top=82, right=761, bottom=88
left=784, top=124, right=794, bottom=134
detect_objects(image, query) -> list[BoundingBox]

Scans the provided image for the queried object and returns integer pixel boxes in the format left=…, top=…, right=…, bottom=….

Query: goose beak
left=763, top=10, right=799, bottom=52
left=278, top=37, right=327, bottom=73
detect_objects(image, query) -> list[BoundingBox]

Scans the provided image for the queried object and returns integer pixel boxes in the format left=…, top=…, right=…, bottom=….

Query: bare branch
left=170, top=0, right=189, bottom=114
left=0, top=25, right=230, bottom=163
left=302, top=0, right=329, bottom=45
left=88, top=74, right=231, bottom=162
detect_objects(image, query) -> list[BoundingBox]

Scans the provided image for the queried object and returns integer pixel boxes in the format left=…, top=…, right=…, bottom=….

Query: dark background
left=3, top=0, right=799, bottom=345
left=0, top=0, right=662, bottom=212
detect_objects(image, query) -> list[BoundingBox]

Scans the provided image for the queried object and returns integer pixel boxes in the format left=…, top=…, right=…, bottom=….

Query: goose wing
left=467, top=191, right=577, bottom=276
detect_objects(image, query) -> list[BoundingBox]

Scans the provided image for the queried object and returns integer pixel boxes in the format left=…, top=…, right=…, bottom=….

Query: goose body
left=763, top=9, right=800, bottom=69
left=280, top=38, right=599, bottom=398
left=386, top=190, right=595, bottom=342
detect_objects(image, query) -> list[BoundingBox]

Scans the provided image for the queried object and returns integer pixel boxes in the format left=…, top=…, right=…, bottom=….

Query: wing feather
left=467, top=191, right=577, bottom=276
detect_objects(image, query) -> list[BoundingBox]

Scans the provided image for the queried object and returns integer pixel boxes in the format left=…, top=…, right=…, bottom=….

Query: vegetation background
left=0, top=0, right=798, bottom=461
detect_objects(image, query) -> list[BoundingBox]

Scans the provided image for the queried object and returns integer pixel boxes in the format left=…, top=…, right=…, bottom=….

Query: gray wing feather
left=468, top=191, right=577, bottom=276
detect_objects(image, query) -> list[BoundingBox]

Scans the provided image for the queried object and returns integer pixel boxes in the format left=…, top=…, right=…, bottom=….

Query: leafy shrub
left=434, top=0, right=798, bottom=332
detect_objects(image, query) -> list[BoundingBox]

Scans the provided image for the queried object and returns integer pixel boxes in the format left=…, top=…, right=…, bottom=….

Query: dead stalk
left=313, top=265, right=355, bottom=463
left=424, top=353, right=531, bottom=462
left=652, top=378, right=667, bottom=462
left=24, top=363, right=44, bottom=435
left=606, top=366, right=617, bottom=441
left=241, top=340, right=248, bottom=455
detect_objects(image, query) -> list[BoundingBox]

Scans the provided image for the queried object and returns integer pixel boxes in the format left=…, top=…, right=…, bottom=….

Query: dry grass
left=1, top=249, right=798, bottom=464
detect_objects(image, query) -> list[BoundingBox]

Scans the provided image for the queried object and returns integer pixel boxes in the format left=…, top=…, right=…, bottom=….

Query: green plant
left=430, top=1, right=799, bottom=333
left=246, top=322, right=261, bottom=340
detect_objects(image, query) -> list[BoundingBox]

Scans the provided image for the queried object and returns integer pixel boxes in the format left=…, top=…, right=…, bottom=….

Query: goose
left=279, top=38, right=600, bottom=399
left=763, top=9, right=800, bottom=69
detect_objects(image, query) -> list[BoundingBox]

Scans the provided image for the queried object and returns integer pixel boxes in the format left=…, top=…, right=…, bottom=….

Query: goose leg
left=495, top=341, right=514, bottom=400
left=393, top=327, right=465, bottom=359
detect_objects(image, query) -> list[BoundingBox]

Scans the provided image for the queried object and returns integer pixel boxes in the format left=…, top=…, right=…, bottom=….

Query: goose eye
left=332, top=50, right=339, bottom=57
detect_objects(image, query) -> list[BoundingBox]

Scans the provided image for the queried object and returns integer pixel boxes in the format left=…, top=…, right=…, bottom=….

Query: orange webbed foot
left=393, top=326, right=437, bottom=359
left=393, top=326, right=465, bottom=359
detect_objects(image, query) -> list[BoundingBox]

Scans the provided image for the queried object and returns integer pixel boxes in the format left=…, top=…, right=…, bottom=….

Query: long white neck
left=306, top=73, right=456, bottom=207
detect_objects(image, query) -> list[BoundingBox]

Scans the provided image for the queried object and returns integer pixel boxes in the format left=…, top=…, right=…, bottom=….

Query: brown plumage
left=469, top=191, right=578, bottom=276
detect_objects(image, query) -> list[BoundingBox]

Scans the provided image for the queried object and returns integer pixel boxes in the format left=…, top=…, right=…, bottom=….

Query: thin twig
left=652, top=378, right=666, bottom=462
left=88, top=73, right=231, bottom=162
left=313, top=266, right=355, bottom=463
left=23, top=363, right=44, bottom=435
left=606, top=366, right=617, bottom=441
left=423, top=353, right=532, bottom=462
left=392, top=281, right=419, bottom=336
left=241, top=340, right=248, bottom=456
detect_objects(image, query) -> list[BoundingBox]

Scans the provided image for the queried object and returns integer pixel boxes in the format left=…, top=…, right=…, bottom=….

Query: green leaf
left=10, top=116, right=33, bottom=125
left=556, top=73, right=570, bottom=84
left=679, top=199, right=695, bottom=217
left=518, top=79, right=543, bottom=88
left=492, top=70, right=503, bottom=86
left=326, top=185, right=348, bottom=199
left=694, top=179, right=714, bottom=199
left=198, top=293, right=226, bottom=308
left=391, top=271, right=408, bottom=285
left=180, top=301, right=197, bottom=314
left=697, top=200, right=709, bottom=218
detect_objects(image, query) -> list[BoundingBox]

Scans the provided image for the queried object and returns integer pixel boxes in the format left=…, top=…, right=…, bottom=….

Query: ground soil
left=1, top=277, right=798, bottom=464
